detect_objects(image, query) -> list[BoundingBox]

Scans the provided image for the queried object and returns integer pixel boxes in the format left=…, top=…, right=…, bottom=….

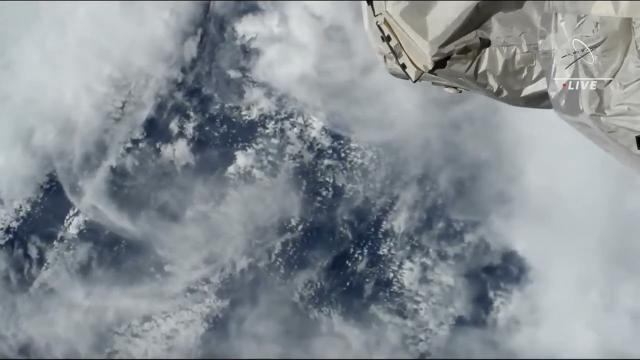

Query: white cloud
left=0, top=2, right=199, bottom=205
left=5, top=1, right=640, bottom=358
left=234, top=2, right=520, bottom=219
left=235, top=1, right=640, bottom=357
left=478, top=106, right=640, bottom=357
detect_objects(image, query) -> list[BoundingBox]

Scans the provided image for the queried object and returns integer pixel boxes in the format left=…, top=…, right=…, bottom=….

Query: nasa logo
left=555, top=37, right=611, bottom=90
left=561, top=38, right=600, bottom=70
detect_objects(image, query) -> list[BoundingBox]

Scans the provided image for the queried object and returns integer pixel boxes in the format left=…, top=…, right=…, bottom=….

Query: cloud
left=0, top=2, right=201, bottom=206
left=0, top=1, right=532, bottom=357
left=232, top=1, right=527, bottom=357
left=6, top=1, right=640, bottom=358
left=0, top=3, right=308, bottom=355
left=234, top=1, right=521, bottom=220
left=474, top=105, right=640, bottom=357
left=234, top=1, right=640, bottom=358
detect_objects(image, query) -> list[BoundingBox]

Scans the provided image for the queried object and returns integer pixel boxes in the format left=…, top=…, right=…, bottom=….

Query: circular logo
left=571, top=38, right=596, bottom=65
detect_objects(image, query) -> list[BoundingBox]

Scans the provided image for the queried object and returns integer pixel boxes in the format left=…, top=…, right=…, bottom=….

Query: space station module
left=363, top=1, right=640, bottom=171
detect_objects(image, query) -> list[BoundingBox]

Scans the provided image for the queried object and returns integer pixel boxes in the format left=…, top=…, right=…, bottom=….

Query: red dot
left=562, top=83, right=567, bottom=88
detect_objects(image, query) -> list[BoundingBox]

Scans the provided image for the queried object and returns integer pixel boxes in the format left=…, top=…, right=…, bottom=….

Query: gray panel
left=363, top=1, right=640, bottom=172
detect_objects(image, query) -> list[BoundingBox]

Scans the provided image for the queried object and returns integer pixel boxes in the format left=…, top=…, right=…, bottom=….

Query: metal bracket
left=374, top=19, right=424, bottom=83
